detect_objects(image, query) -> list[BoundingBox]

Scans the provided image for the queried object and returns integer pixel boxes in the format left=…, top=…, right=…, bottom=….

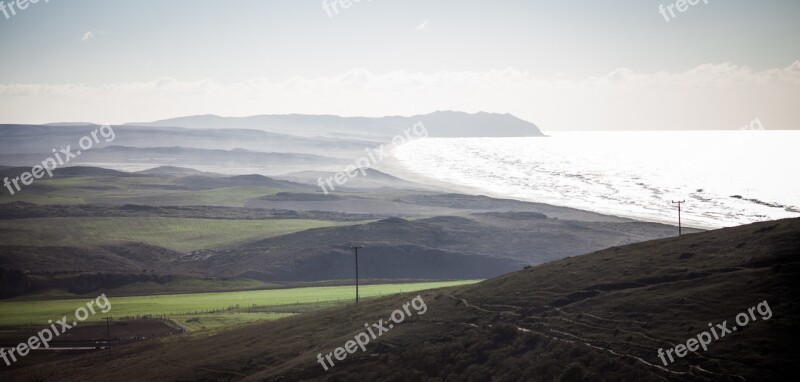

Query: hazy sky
left=1, top=0, right=799, bottom=130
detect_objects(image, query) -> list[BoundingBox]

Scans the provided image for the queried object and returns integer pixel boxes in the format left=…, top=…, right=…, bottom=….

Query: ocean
left=392, top=131, right=800, bottom=229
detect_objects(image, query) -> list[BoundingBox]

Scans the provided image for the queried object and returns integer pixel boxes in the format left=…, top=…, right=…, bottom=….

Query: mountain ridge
left=127, top=111, right=545, bottom=138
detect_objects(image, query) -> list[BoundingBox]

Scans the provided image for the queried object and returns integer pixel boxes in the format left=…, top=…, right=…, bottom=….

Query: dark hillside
left=7, top=218, right=797, bottom=381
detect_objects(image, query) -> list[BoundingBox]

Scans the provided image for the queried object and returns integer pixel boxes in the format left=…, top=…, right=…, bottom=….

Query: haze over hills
left=0, top=110, right=789, bottom=382
left=2, top=1, right=797, bottom=380
left=127, top=111, right=545, bottom=138
left=280, top=168, right=439, bottom=191
left=0, top=146, right=344, bottom=169
left=0, top=111, right=544, bottom=177
left=135, top=165, right=222, bottom=177
left=0, top=166, right=691, bottom=297
left=0, top=123, right=374, bottom=158
left=0, top=104, right=698, bottom=304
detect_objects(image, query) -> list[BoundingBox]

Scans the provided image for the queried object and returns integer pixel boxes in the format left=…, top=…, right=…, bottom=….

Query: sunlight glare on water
left=393, top=131, right=800, bottom=228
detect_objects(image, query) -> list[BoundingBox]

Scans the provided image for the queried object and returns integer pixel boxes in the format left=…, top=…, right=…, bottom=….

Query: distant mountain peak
left=124, top=111, right=544, bottom=138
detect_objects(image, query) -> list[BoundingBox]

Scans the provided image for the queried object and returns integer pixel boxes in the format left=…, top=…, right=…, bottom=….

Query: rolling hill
left=0, top=167, right=691, bottom=297
left=5, top=218, right=796, bottom=381
left=179, top=215, right=686, bottom=281
left=0, top=205, right=686, bottom=290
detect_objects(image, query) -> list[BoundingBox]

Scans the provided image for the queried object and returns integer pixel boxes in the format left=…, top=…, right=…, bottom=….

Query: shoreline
left=379, top=149, right=712, bottom=230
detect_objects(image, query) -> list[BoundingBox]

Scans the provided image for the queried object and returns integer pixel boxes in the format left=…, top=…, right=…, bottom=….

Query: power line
left=104, top=316, right=112, bottom=354
left=671, top=200, right=685, bottom=236
left=350, top=244, right=364, bottom=303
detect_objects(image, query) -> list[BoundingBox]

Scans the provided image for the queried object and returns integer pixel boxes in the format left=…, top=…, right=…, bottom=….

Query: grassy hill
left=5, top=218, right=796, bottom=381
left=183, top=215, right=685, bottom=281
left=0, top=280, right=478, bottom=327
left=1, top=168, right=690, bottom=296
left=0, top=216, right=350, bottom=252
left=0, top=168, right=314, bottom=207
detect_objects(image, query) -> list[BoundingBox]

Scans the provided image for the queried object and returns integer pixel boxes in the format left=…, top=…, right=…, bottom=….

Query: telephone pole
left=350, top=244, right=364, bottom=303
left=104, top=316, right=112, bottom=354
left=671, top=200, right=685, bottom=236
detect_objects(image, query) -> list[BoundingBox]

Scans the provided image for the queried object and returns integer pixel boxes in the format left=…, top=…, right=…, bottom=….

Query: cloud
left=1, top=62, right=799, bottom=130
left=416, top=20, right=429, bottom=30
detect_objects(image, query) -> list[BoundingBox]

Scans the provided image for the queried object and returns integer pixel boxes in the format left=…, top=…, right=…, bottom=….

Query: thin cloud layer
left=1, top=62, right=798, bottom=130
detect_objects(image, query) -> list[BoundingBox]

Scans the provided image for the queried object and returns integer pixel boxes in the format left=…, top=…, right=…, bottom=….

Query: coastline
left=379, top=148, right=710, bottom=230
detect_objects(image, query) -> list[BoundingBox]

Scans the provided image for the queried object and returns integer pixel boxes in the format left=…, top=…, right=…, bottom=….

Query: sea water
left=393, top=131, right=800, bottom=228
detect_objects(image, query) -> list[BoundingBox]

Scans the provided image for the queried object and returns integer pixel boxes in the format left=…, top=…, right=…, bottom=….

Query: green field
left=0, top=280, right=481, bottom=327
left=0, top=176, right=160, bottom=205
left=0, top=175, right=286, bottom=207
left=0, top=217, right=350, bottom=251
left=130, top=186, right=283, bottom=207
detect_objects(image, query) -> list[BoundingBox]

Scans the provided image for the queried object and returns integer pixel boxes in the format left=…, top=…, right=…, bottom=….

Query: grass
left=15, top=277, right=279, bottom=301
left=162, top=187, right=283, bottom=207
left=0, top=175, right=285, bottom=207
left=0, top=192, right=86, bottom=205
left=97, top=186, right=284, bottom=207
left=170, top=312, right=297, bottom=333
left=0, top=280, right=481, bottom=327
left=0, top=217, right=350, bottom=251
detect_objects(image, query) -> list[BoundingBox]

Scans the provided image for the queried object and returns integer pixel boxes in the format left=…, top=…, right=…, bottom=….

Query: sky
left=0, top=0, right=799, bottom=130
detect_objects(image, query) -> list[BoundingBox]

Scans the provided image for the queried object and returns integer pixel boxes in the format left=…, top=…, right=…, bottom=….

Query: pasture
left=0, top=280, right=481, bottom=329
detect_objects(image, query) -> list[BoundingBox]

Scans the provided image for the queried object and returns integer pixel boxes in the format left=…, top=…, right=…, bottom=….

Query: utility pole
left=104, top=316, right=112, bottom=354
left=350, top=244, right=364, bottom=303
left=672, top=200, right=685, bottom=236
